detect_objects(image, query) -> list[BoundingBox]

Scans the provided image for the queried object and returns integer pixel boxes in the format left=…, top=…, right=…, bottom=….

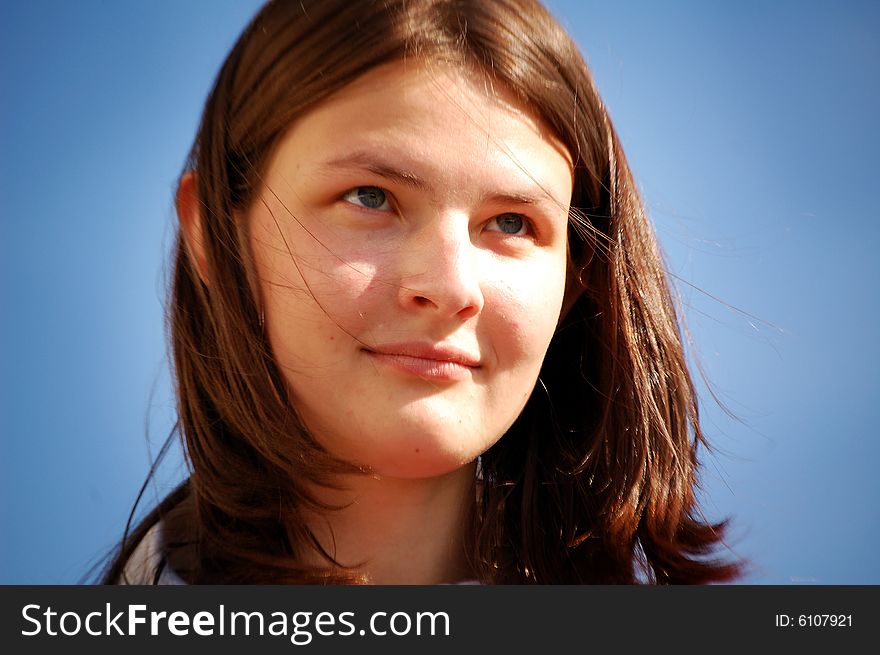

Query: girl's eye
left=342, top=186, right=391, bottom=211
left=485, top=213, right=529, bottom=236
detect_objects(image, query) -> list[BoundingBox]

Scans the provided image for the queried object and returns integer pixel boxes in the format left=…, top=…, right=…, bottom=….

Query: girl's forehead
left=297, top=60, right=571, bottom=165
left=268, top=60, right=573, bottom=201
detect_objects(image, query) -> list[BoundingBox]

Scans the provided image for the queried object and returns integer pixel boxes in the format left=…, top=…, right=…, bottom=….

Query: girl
left=104, top=0, right=740, bottom=585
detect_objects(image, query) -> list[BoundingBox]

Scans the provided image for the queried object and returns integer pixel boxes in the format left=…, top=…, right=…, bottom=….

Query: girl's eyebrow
left=318, top=151, right=563, bottom=212
left=319, top=152, right=431, bottom=192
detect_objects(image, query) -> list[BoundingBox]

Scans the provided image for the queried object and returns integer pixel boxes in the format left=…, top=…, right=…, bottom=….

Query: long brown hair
left=104, top=0, right=741, bottom=584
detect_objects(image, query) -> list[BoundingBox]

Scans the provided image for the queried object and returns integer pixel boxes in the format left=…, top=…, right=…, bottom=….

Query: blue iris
left=355, top=186, right=386, bottom=209
left=495, top=213, right=523, bottom=234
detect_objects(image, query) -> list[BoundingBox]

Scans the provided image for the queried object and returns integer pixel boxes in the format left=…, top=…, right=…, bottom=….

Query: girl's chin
left=344, top=431, right=493, bottom=479
left=300, top=404, right=505, bottom=477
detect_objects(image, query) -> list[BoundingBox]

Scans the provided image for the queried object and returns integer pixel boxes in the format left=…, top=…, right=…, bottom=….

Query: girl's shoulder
left=116, top=520, right=187, bottom=586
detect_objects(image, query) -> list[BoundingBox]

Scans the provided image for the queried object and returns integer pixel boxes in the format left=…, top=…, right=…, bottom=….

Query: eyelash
left=341, top=185, right=536, bottom=239
left=342, top=186, right=392, bottom=211
left=484, top=213, right=532, bottom=238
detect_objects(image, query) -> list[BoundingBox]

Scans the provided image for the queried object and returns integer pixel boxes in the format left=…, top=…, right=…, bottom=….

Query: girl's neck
left=301, top=462, right=477, bottom=584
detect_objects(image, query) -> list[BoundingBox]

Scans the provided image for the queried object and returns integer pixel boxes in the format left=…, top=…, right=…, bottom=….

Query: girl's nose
left=397, top=217, right=484, bottom=321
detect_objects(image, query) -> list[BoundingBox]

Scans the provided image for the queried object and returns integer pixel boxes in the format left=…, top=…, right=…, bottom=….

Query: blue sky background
left=2, top=1, right=878, bottom=584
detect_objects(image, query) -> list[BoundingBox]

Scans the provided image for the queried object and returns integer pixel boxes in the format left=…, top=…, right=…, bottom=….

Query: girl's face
left=250, top=62, right=572, bottom=479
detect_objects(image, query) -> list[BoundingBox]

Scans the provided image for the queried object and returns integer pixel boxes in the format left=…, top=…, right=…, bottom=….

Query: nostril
left=456, top=304, right=480, bottom=320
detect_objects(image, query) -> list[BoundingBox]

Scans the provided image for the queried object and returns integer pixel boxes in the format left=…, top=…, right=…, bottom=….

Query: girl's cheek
left=309, top=256, right=385, bottom=326
left=490, top=265, right=565, bottom=341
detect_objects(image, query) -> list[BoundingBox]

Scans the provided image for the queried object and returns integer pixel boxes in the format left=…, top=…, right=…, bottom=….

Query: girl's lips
left=364, top=342, right=480, bottom=381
